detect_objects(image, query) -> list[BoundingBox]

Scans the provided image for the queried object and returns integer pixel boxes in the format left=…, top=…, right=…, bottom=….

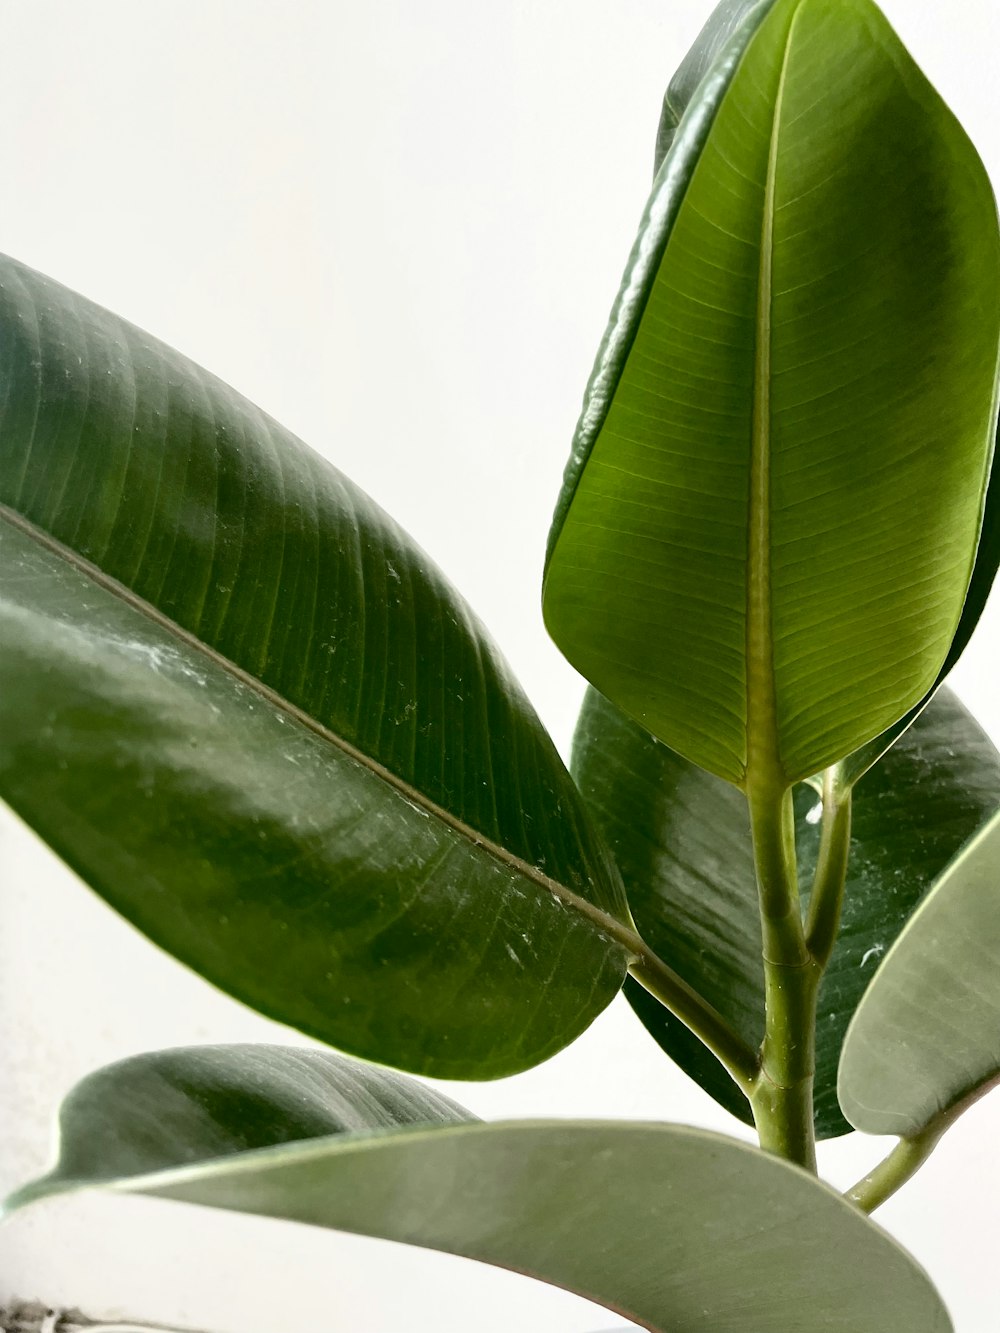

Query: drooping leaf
left=5, top=1048, right=950, bottom=1333
left=573, top=686, right=1000, bottom=1136
left=0, top=254, right=632, bottom=1080
left=839, top=810, right=1000, bottom=1138
left=545, top=0, right=1000, bottom=787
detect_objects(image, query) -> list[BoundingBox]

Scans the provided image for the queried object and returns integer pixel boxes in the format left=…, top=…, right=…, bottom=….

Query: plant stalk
left=746, top=782, right=819, bottom=1172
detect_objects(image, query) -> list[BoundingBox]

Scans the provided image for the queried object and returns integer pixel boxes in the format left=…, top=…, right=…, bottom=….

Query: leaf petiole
left=805, top=765, right=853, bottom=967
left=845, top=1123, right=945, bottom=1214
left=628, top=950, right=759, bottom=1094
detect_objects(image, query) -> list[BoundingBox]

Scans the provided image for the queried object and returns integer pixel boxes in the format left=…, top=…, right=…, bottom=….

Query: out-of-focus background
left=1, top=2, right=998, bottom=1329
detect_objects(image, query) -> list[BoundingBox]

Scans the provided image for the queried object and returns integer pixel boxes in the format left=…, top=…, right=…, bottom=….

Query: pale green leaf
left=839, top=809, right=1000, bottom=1137
left=6, top=1046, right=951, bottom=1333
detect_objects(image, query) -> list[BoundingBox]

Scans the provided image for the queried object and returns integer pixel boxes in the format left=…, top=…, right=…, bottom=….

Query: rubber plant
left=2, top=0, right=1000, bottom=1328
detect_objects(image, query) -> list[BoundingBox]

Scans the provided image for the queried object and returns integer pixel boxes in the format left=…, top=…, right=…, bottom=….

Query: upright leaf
left=6, top=1049, right=951, bottom=1333
left=839, top=810, right=1000, bottom=1138
left=653, top=0, right=778, bottom=176
left=660, top=3, right=1000, bottom=791
left=573, top=686, right=1000, bottom=1136
left=0, top=254, right=631, bottom=1080
left=545, top=0, right=1000, bottom=786
left=842, top=448, right=1000, bottom=784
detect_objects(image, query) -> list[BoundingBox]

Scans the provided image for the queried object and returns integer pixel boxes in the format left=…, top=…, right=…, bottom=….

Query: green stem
left=746, top=783, right=819, bottom=1172
left=845, top=1122, right=945, bottom=1213
left=846, top=1073, right=1000, bottom=1213
left=629, top=951, right=759, bottom=1095
left=805, top=766, right=852, bottom=967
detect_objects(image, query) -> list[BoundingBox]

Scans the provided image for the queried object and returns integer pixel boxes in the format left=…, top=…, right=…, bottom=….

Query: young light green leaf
left=0, top=254, right=632, bottom=1080
left=840, top=434, right=1000, bottom=786
left=839, top=810, right=1000, bottom=1138
left=545, top=0, right=1000, bottom=787
left=6, top=1048, right=950, bottom=1333
left=661, top=3, right=1000, bottom=793
left=573, top=686, right=1000, bottom=1136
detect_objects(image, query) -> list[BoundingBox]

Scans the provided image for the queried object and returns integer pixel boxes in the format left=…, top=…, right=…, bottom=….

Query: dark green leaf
left=574, top=689, right=762, bottom=1127
left=839, top=810, right=1000, bottom=1138
left=573, top=686, right=1000, bottom=1136
left=0, top=254, right=631, bottom=1080
left=653, top=0, right=778, bottom=176
left=545, top=0, right=1000, bottom=786
left=12, top=1045, right=474, bottom=1190
left=6, top=1047, right=950, bottom=1333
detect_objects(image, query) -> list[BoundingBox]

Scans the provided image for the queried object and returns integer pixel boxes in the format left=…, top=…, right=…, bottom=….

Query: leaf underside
left=545, top=0, right=1000, bottom=786
left=6, top=1046, right=950, bottom=1333
left=839, top=809, right=1000, bottom=1137
left=658, top=0, right=1000, bottom=788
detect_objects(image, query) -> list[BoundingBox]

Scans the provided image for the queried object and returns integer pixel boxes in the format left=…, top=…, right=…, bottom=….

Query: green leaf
left=0, top=253, right=632, bottom=1080
left=653, top=0, right=778, bottom=177
left=573, top=688, right=763, bottom=1128
left=10, top=1045, right=475, bottom=1190
left=839, top=809, right=1000, bottom=1138
left=842, top=448, right=1000, bottom=785
left=6, top=1049, right=951, bottom=1333
left=544, top=0, right=1000, bottom=787
left=573, top=686, right=1000, bottom=1136
left=660, top=2, right=1000, bottom=793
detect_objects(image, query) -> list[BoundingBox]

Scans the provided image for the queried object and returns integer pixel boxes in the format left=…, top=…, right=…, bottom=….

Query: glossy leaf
left=11, top=1045, right=475, bottom=1189
left=658, top=2, right=1000, bottom=793
left=652, top=0, right=778, bottom=177
left=0, top=254, right=632, bottom=1080
left=839, top=810, right=1000, bottom=1138
left=842, top=444, right=1000, bottom=785
left=6, top=1049, right=950, bottom=1333
left=545, top=0, right=1000, bottom=786
left=574, top=688, right=763, bottom=1127
left=573, top=686, right=1000, bottom=1136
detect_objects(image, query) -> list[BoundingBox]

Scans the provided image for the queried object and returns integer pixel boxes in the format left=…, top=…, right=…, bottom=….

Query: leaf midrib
left=0, top=501, right=635, bottom=955
left=745, top=2, right=798, bottom=791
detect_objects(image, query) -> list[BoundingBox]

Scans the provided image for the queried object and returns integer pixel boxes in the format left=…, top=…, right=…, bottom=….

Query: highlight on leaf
left=543, top=0, right=1000, bottom=789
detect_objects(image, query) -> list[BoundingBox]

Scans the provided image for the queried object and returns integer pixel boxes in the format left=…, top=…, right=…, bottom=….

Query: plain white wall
left=1, top=2, right=999, bottom=1329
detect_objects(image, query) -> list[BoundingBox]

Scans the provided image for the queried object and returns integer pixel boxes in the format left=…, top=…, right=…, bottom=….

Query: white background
left=1, top=1, right=999, bottom=1329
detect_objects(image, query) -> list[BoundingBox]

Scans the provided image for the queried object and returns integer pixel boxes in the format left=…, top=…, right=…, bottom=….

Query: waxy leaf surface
left=6, top=1046, right=950, bottom=1333
left=839, top=810, right=1000, bottom=1138
left=573, top=687, right=1000, bottom=1135
left=545, top=0, right=1000, bottom=786
left=0, top=255, right=630, bottom=1080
